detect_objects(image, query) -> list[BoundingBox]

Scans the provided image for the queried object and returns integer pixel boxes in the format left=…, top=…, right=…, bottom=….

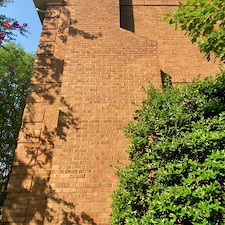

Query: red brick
left=2, top=0, right=220, bottom=225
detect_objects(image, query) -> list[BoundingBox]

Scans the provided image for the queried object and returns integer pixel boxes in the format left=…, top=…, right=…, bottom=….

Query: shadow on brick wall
left=1, top=6, right=101, bottom=224
left=69, top=19, right=102, bottom=40
left=2, top=152, right=98, bottom=224
left=1, top=82, right=98, bottom=225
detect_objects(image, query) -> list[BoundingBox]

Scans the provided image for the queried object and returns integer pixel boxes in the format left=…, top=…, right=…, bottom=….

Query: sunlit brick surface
left=1, top=0, right=219, bottom=224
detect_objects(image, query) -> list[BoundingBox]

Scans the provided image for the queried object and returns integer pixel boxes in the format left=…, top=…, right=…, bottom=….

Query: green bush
left=111, top=74, right=225, bottom=225
left=164, top=0, right=225, bottom=61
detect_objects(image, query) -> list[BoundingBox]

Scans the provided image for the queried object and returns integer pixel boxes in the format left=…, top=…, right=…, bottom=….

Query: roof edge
left=33, top=0, right=65, bottom=22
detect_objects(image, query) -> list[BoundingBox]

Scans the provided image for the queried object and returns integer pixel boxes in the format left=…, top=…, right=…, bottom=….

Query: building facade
left=1, top=0, right=219, bottom=224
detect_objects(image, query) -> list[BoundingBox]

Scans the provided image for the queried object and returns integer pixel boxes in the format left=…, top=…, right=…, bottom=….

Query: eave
left=33, top=0, right=64, bottom=22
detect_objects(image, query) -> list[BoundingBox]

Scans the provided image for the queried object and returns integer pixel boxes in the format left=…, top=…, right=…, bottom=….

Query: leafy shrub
left=111, top=73, right=225, bottom=225
left=164, top=0, right=225, bottom=61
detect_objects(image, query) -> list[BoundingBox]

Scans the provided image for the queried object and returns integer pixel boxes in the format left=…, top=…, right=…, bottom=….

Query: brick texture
left=1, top=0, right=220, bottom=225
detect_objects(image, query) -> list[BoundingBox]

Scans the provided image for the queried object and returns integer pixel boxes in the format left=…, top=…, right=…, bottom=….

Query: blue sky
left=0, top=0, right=42, bottom=54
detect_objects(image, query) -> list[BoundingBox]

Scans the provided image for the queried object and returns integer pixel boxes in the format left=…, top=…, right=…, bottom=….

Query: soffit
left=33, top=0, right=64, bottom=22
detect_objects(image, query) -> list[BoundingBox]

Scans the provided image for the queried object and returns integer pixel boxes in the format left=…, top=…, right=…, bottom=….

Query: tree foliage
left=111, top=74, right=225, bottom=224
left=0, top=0, right=11, bottom=6
left=0, top=0, right=28, bottom=45
left=0, top=42, right=34, bottom=213
left=164, top=0, right=225, bottom=61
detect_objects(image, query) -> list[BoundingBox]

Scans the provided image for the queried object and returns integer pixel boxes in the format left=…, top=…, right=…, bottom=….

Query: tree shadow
left=69, top=19, right=102, bottom=40
left=46, top=186, right=98, bottom=225
left=0, top=4, right=101, bottom=225
left=2, top=151, right=98, bottom=224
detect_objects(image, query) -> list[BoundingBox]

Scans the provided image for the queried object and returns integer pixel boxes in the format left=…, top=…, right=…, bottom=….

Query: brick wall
left=1, top=4, right=70, bottom=225
left=121, top=0, right=219, bottom=83
left=41, top=1, right=161, bottom=224
left=1, top=0, right=220, bottom=224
